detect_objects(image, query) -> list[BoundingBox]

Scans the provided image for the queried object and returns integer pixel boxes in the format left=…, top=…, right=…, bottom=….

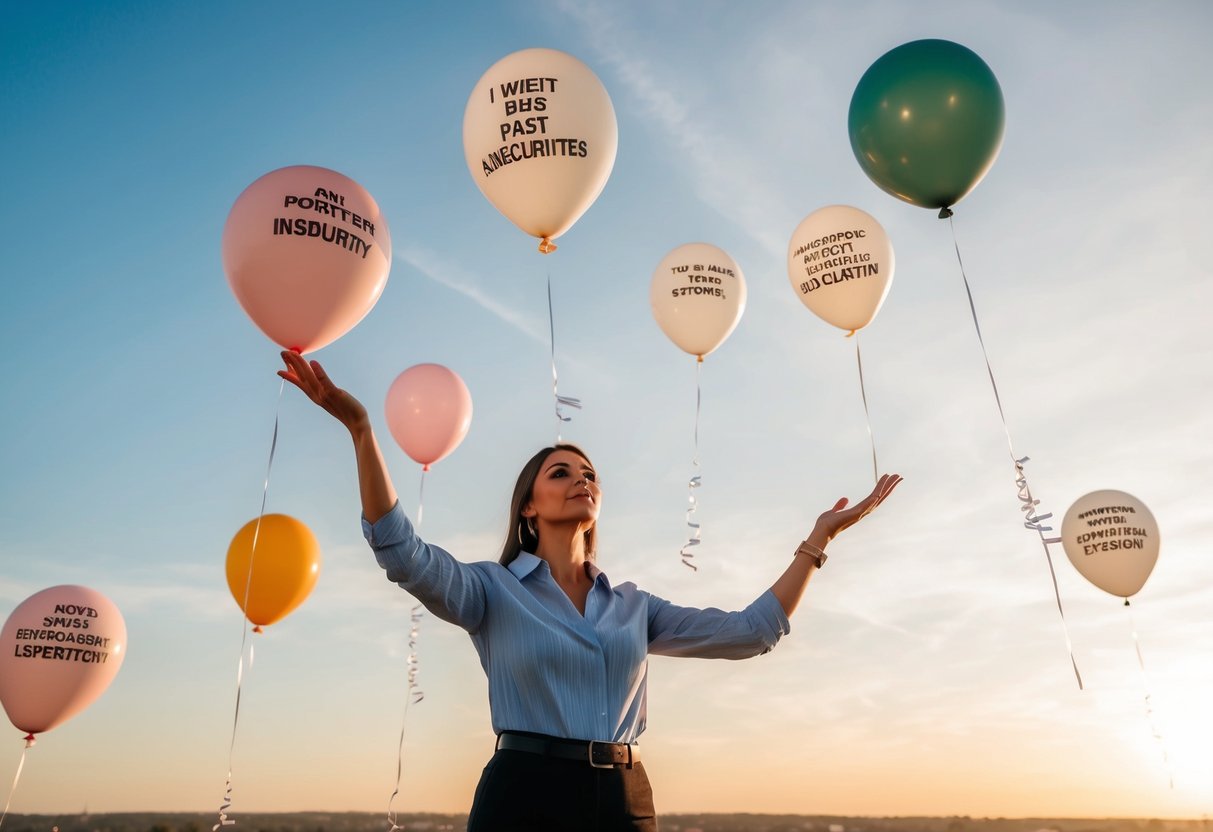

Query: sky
left=2, top=0, right=1212, bottom=820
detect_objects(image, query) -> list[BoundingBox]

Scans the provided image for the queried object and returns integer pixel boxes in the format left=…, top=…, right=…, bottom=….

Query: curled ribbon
left=386, top=604, right=426, bottom=832
left=1014, top=457, right=1082, bottom=689
left=0, top=735, right=36, bottom=831
left=946, top=215, right=1082, bottom=689
left=215, top=377, right=285, bottom=830
left=547, top=275, right=581, bottom=442
left=1128, top=606, right=1174, bottom=789
left=680, top=360, right=703, bottom=571
left=213, top=776, right=235, bottom=831
left=406, top=605, right=425, bottom=706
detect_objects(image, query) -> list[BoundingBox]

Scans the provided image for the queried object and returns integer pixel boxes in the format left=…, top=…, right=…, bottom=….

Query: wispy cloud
left=552, top=0, right=795, bottom=258
left=394, top=245, right=548, bottom=345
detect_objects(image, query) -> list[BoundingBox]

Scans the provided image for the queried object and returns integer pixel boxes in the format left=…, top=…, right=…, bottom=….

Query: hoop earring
left=517, top=517, right=537, bottom=546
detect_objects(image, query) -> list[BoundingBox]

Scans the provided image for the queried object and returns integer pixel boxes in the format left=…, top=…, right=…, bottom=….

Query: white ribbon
left=852, top=332, right=879, bottom=486
left=1127, top=604, right=1174, bottom=788
left=680, top=360, right=703, bottom=571
left=947, top=215, right=1083, bottom=689
left=547, top=275, right=581, bottom=442
left=386, top=605, right=426, bottom=832
left=214, top=377, right=284, bottom=830
left=0, top=735, right=35, bottom=831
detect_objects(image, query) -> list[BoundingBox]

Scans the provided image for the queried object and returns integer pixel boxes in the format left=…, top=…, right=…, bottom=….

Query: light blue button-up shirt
left=363, top=502, right=791, bottom=743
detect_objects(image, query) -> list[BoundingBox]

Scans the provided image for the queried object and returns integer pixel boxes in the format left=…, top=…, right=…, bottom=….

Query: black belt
left=495, top=731, right=640, bottom=769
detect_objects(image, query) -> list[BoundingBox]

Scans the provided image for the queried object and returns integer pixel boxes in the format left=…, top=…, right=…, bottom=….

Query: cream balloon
left=0, top=585, right=127, bottom=737
left=463, top=48, right=617, bottom=253
left=650, top=243, right=747, bottom=359
left=222, top=165, right=392, bottom=354
left=1060, top=490, right=1159, bottom=600
left=787, top=205, right=894, bottom=333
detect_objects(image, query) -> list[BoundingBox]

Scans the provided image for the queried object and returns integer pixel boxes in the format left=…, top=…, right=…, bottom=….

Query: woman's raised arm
left=278, top=350, right=398, bottom=523
left=769, top=472, right=902, bottom=617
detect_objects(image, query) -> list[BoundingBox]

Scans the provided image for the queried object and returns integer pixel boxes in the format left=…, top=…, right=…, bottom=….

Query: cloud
left=552, top=0, right=796, bottom=257
left=394, top=245, right=548, bottom=346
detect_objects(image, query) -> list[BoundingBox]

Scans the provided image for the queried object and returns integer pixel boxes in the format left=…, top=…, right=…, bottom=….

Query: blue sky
left=2, top=0, right=1212, bottom=818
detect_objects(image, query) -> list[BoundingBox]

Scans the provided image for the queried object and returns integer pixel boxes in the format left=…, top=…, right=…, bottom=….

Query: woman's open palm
left=278, top=351, right=368, bottom=431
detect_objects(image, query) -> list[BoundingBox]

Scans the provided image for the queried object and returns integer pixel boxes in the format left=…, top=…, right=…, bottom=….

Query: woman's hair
left=499, top=443, right=598, bottom=566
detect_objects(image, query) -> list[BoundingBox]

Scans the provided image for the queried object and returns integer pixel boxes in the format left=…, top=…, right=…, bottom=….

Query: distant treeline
left=1, top=813, right=1207, bottom=832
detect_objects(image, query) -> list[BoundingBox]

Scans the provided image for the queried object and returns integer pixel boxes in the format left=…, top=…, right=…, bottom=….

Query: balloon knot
left=288, top=346, right=303, bottom=355
left=845, top=329, right=857, bottom=338
left=937, top=207, right=954, bottom=219
left=696, top=354, right=704, bottom=364
left=23, top=734, right=36, bottom=747
left=422, top=463, right=431, bottom=472
left=1124, top=598, right=1131, bottom=607
left=252, top=624, right=264, bottom=633
left=538, top=237, right=557, bottom=254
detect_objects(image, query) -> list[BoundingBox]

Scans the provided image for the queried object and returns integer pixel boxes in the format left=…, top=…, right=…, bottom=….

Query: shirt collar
left=508, top=552, right=609, bottom=586
left=507, top=551, right=545, bottom=580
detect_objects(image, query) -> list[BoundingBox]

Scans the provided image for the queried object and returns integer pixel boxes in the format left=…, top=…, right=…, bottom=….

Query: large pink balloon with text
left=0, top=585, right=127, bottom=738
left=222, top=165, right=392, bottom=354
left=384, top=364, right=473, bottom=470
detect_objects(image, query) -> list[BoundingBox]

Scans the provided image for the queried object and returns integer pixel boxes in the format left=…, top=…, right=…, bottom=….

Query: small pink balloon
left=222, top=165, right=392, bottom=354
left=384, top=364, right=473, bottom=469
left=0, top=585, right=127, bottom=737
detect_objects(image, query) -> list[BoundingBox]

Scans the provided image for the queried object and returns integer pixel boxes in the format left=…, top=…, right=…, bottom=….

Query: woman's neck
left=533, top=520, right=592, bottom=584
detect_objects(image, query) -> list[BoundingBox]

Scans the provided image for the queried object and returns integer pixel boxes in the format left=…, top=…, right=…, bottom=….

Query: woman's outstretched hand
left=811, top=472, right=902, bottom=544
left=770, top=473, right=902, bottom=616
left=278, top=351, right=370, bottom=435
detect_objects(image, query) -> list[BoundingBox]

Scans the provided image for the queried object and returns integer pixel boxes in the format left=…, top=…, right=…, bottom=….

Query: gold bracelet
left=795, top=539, right=828, bottom=569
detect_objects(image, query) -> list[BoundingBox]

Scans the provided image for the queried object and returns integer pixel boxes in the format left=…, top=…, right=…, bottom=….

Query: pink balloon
left=0, top=585, right=127, bottom=737
left=222, top=165, right=392, bottom=354
left=384, top=364, right=473, bottom=469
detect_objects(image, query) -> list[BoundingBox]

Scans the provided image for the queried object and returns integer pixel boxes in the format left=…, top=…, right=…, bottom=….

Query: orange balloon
left=225, top=514, right=321, bottom=629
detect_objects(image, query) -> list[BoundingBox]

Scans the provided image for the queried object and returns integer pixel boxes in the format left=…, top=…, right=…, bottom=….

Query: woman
left=279, top=350, right=901, bottom=831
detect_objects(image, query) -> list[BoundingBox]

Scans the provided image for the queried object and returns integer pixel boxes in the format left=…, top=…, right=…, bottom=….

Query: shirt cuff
left=361, top=501, right=410, bottom=548
left=753, top=588, right=792, bottom=643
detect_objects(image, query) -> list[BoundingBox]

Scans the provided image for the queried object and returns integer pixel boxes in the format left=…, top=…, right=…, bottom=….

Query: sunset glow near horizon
left=1, top=0, right=1211, bottom=820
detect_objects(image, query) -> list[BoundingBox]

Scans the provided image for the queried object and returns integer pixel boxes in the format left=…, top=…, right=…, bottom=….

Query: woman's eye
left=552, top=469, right=567, bottom=478
left=584, top=471, right=597, bottom=482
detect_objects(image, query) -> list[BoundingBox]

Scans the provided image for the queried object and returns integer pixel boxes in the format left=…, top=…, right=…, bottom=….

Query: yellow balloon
left=225, top=514, right=321, bottom=629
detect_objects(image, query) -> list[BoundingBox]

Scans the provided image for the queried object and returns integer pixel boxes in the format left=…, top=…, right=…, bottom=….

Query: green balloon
left=848, top=39, right=1005, bottom=211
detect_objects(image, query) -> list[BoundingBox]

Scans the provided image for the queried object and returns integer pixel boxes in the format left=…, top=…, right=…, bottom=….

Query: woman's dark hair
left=499, top=443, right=598, bottom=566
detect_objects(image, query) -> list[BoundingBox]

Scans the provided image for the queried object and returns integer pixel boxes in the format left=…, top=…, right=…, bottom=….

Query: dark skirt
left=466, top=746, right=658, bottom=832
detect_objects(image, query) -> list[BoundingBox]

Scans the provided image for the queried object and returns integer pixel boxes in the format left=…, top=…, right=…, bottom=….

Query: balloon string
left=1127, top=605, right=1174, bottom=789
left=0, top=737, right=34, bottom=831
left=947, top=216, right=1083, bottom=690
left=386, top=605, right=426, bottom=832
left=547, top=274, right=581, bottom=443
left=215, top=376, right=285, bottom=831
left=853, top=332, right=879, bottom=486
left=680, top=359, right=702, bottom=571
left=417, top=467, right=427, bottom=528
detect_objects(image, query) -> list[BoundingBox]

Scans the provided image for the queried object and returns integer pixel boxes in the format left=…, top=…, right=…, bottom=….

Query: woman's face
left=523, top=449, right=601, bottom=526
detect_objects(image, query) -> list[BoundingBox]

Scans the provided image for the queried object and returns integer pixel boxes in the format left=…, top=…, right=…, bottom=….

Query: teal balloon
left=849, top=39, right=1005, bottom=210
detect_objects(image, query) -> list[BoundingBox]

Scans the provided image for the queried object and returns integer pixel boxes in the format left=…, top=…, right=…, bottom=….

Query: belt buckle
left=587, top=740, right=615, bottom=769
